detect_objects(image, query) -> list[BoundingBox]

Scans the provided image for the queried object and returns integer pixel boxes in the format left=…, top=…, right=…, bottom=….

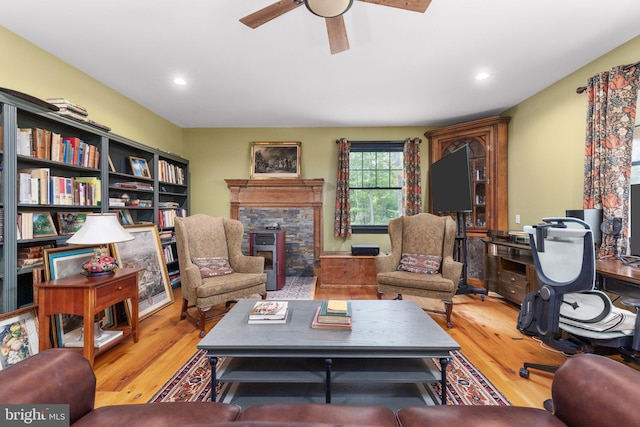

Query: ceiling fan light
left=305, top=0, right=354, bottom=18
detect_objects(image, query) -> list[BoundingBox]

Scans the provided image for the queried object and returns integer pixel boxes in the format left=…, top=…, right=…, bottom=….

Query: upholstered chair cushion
left=192, top=256, right=234, bottom=278
left=398, top=253, right=442, bottom=274
left=376, top=212, right=463, bottom=328
left=175, top=214, right=267, bottom=337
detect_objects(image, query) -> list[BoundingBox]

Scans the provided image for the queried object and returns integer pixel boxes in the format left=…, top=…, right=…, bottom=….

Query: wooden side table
left=37, top=268, right=142, bottom=366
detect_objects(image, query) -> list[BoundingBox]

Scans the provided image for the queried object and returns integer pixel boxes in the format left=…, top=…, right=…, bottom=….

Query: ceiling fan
left=240, top=0, right=433, bottom=54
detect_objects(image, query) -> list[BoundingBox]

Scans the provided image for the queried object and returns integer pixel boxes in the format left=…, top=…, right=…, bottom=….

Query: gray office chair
left=519, top=217, right=639, bottom=379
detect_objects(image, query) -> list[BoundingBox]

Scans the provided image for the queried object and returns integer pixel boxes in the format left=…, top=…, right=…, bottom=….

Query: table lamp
left=66, top=213, right=135, bottom=276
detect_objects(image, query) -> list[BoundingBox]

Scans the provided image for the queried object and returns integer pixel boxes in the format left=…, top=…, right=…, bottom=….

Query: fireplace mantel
left=226, top=179, right=325, bottom=260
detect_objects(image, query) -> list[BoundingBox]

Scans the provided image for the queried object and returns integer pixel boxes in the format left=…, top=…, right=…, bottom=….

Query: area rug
left=267, top=276, right=316, bottom=300
left=149, top=349, right=511, bottom=406
left=203, top=277, right=317, bottom=322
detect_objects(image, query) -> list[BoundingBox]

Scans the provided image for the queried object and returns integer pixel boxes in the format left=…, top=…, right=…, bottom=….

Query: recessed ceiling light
left=173, top=77, right=187, bottom=85
left=475, top=72, right=490, bottom=81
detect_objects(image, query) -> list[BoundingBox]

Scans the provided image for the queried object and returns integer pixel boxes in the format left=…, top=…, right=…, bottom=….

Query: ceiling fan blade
left=240, top=0, right=303, bottom=29
left=326, top=16, right=350, bottom=54
left=358, top=0, right=432, bottom=13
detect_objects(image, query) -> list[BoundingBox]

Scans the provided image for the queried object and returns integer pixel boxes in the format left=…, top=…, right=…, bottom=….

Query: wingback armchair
left=175, top=214, right=267, bottom=337
left=376, top=213, right=462, bottom=328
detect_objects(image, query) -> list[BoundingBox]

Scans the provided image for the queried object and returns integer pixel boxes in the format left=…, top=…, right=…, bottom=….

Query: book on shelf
left=114, top=181, right=154, bottom=191
left=16, top=244, right=54, bottom=268
left=317, top=300, right=352, bottom=324
left=249, top=301, right=288, bottom=320
left=158, top=159, right=186, bottom=185
left=45, top=98, right=89, bottom=116
left=311, top=307, right=352, bottom=330
left=17, top=170, right=100, bottom=206
left=34, top=136, right=98, bottom=168
left=17, top=168, right=50, bottom=205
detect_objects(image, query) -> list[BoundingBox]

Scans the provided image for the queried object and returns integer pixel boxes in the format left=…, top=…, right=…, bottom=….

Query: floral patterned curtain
left=583, top=64, right=640, bottom=257
left=333, top=138, right=351, bottom=237
left=403, top=138, right=423, bottom=216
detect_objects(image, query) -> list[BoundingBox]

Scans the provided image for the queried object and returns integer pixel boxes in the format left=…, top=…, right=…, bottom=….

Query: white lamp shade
left=66, top=213, right=134, bottom=245
left=305, top=0, right=353, bottom=17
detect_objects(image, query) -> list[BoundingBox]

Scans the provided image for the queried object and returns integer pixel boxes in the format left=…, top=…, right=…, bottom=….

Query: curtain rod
left=576, top=60, right=640, bottom=94
left=335, top=139, right=421, bottom=143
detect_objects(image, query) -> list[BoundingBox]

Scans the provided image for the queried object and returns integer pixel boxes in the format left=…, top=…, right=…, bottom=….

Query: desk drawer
left=95, top=275, right=137, bottom=308
left=500, top=270, right=527, bottom=303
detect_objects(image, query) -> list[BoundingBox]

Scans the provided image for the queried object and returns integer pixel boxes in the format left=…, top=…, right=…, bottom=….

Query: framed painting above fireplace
left=250, top=141, right=301, bottom=179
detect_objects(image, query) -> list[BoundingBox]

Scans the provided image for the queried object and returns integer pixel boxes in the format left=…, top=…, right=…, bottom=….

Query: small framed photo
left=116, top=209, right=134, bottom=226
left=31, top=212, right=58, bottom=238
left=57, top=212, right=87, bottom=235
left=129, top=156, right=151, bottom=178
left=250, top=141, right=301, bottom=179
left=108, top=155, right=116, bottom=172
left=0, top=308, right=39, bottom=370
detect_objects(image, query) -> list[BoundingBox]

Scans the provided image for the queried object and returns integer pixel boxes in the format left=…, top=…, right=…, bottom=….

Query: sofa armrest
left=552, top=353, right=640, bottom=427
left=0, top=349, right=95, bottom=425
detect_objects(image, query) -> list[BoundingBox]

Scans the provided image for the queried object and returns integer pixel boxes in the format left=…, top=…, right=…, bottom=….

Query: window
left=349, top=142, right=404, bottom=233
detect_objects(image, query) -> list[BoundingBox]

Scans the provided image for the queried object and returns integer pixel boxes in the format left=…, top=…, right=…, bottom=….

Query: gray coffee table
left=197, top=299, right=460, bottom=409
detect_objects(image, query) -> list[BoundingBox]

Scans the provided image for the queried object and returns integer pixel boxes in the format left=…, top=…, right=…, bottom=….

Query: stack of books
left=248, top=301, right=289, bottom=324
left=312, top=300, right=352, bottom=330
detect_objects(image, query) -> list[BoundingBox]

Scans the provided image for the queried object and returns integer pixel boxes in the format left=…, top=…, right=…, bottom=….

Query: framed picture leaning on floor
left=111, top=224, right=174, bottom=320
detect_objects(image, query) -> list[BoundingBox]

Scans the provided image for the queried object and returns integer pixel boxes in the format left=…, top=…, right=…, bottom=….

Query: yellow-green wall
left=506, top=35, right=640, bottom=228
left=182, top=127, right=434, bottom=253
left=2, top=24, right=639, bottom=253
left=0, top=26, right=183, bottom=154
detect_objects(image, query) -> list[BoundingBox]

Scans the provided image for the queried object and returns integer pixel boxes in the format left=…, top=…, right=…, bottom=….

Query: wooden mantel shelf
left=225, top=179, right=324, bottom=206
left=225, top=178, right=325, bottom=260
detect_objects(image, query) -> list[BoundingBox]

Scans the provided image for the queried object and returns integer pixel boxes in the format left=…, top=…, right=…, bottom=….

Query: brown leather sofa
left=1, top=349, right=637, bottom=427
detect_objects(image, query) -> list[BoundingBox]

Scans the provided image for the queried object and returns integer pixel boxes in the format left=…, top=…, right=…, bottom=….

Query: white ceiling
left=1, top=0, right=639, bottom=128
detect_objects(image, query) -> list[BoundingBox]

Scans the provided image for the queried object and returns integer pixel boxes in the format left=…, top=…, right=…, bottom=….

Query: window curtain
left=334, top=138, right=351, bottom=237
left=583, top=64, right=640, bottom=257
left=403, top=138, right=423, bottom=216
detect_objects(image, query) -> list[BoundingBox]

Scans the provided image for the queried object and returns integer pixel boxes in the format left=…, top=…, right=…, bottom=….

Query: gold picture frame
left=56, top=212, right=87, bottom=235
left=250, top=141, right=301, bottom=179
left=111, top=224, right=174, bottom=320
left=19, top=212, right=58, bottom=239
left=129, top=156, right=151, bottom=178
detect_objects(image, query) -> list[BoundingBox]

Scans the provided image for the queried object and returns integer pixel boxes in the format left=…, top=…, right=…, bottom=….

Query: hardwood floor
left=93, top=284, right=569, bottom=409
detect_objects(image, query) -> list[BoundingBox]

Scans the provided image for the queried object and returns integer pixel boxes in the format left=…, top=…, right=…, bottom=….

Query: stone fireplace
left=226, top=179, right=324, bottom=277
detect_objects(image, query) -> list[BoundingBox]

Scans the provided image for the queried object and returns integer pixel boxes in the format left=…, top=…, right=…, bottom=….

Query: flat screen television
left=431, top=145, right=473, bottom=213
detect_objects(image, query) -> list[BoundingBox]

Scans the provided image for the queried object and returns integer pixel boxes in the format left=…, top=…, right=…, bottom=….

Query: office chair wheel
left=519, top=367, right=530, bottom=379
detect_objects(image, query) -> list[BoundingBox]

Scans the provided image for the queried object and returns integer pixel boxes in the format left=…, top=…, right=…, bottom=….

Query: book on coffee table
left=248, top=310, right=289, bottom=324
left=311, top=307, right=352, bottom=330
left=317, top=300, right=351, bottom=324
left=249, top=301, right=288, bottom=321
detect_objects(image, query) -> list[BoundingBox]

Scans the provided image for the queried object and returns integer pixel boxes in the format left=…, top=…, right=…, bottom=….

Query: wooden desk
left=38, top=268, right=141, bottom=366
left=596, top=259, right=640, bottom=299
